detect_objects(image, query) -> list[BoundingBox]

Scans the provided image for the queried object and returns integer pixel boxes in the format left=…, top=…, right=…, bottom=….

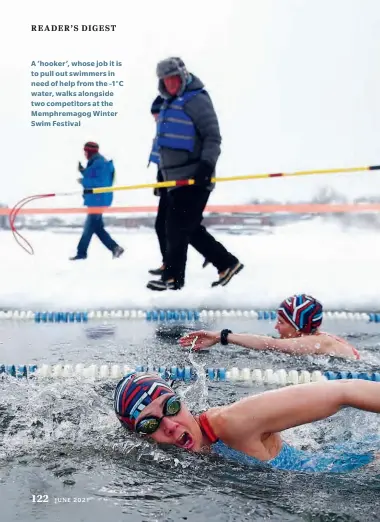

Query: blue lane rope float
left=1, top=364, right=379, bottom=385
left=0, top=309, right=379, bottom=322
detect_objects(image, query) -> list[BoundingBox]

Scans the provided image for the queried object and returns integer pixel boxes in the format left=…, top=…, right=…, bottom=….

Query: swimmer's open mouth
left=177, top=432, right=194, bottom=449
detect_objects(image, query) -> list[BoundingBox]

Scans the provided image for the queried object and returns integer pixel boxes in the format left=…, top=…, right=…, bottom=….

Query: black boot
left=211, top=262, right=244, bottom=287
left=69, top=255, right=87, bottom=260
left=148, top=264, right=165, bottom=276
left=112, top=246, right=124, bottom=259
left=146, top=278, right=183, bottom=291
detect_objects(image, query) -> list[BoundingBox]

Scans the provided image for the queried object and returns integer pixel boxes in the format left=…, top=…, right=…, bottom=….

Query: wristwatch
left=220, top=329, right=232, bottom=345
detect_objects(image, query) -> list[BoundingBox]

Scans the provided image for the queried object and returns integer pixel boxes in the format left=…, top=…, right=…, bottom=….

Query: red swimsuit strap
left=198, top=412, right=219, bottom=443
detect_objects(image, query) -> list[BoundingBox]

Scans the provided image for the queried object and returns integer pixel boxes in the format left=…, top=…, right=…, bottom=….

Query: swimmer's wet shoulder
left=319, top=332, right=360, bottom=359
left=202, top=408, right=282, bottom=461
left=277, top=332, right=358, bottom=359
left=201, top=380, right=380, bottom=472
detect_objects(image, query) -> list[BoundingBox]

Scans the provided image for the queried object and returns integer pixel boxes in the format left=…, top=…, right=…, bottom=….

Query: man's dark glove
left=194, top=161, right=214, bottom=187
left=78, top=161, right=84, bottom=173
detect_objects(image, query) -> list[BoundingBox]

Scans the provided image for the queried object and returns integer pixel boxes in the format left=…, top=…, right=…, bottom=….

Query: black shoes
left=146, top=279, right=183, bottom=291
left=211, top=262, right=244, bottom=287
left=69, top=246, right=124, bottom=260
left=148, top=264, right=166, bottom=276
left=112, top=246, right=124, bottom=259
left=149, top=259, right=209, bottom=276
left=146, top=260, right=243, bottom=290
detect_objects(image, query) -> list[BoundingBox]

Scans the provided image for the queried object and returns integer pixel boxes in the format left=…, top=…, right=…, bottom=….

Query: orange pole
left=1, top=203, right=380, bottom=215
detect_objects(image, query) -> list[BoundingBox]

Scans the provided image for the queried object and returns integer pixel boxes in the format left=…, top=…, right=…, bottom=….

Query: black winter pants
left=154, top=188, right=168, bottom=264
left=163, top=186, right=238, bottom=286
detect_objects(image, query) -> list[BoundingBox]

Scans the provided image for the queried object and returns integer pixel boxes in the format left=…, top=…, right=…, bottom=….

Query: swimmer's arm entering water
left=213, top=380, right=380, bottom=444
left=180, top=330, right=338, bottom=356
left=218, top=332, right=328, bottom=355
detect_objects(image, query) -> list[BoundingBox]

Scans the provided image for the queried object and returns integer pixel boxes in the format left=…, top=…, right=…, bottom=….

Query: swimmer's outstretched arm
left=210, top=380, right=380, bottom=442
left=179, top=330, right=329, bottom=355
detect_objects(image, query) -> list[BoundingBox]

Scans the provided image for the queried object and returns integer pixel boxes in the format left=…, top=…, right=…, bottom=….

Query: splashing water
left=177, top=336, right=209, bottom=412
left=0, top=374, right=199, bottom=475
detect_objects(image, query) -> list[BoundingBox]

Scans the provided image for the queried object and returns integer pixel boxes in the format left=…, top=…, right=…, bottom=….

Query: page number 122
left=32, top=495, right=49, bottom=503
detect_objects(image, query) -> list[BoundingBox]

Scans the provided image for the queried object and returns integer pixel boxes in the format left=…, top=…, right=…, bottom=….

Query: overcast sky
left=2, top=0, right=380, bottom=208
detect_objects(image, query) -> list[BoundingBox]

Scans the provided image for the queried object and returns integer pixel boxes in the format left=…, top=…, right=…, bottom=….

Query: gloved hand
left=194, top=160, right=214, bottom=187
left=78, top=161, right=84, bottom=173
left=154, top=188, right=161, bottom=197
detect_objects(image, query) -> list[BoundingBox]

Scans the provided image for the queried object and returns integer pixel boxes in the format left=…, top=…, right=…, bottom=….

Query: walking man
left=148, top=95, right=210, bottom=277
left=147, top=57, right=243, bottom=291
left=70, top=141, right=124, bottom=260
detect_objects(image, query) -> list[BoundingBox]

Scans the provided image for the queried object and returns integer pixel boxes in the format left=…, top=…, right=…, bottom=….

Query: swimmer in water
left=179, top=294, right=360, bottom=360
left=114, top=372, right=380, bottom=473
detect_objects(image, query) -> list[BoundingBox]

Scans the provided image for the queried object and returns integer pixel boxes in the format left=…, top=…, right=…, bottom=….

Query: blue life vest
left=156, top=89, right=203, bottom=152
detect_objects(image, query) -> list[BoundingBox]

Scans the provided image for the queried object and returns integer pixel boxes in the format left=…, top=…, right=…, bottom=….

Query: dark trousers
left=155, top=188, right=168, bottom=264
left=77, top=214, right=118, bottom=257
left=163, top=186, right=238, bottom=286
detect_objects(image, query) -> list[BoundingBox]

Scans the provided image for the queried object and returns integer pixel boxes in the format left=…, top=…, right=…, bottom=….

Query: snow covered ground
left=1, top=219, right=379, bottom=311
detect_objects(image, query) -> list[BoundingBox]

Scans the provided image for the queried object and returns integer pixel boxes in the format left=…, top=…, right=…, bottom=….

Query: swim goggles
left=135, top=395, right=181, bottom=435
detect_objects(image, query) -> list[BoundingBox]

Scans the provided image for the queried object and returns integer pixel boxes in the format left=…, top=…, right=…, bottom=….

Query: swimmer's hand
left=179, top=330, right=220, bottom=351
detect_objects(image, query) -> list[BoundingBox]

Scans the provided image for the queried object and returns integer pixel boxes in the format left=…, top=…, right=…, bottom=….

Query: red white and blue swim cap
left=114, top=372, right=173, bottom=430
left=277, top=294, right=323, bottom=334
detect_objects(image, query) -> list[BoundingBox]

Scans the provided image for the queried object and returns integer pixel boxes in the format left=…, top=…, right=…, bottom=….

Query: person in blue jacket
left=146, top=57, right=243, bottom=291
left=70, top=141, right=124, bottom=260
